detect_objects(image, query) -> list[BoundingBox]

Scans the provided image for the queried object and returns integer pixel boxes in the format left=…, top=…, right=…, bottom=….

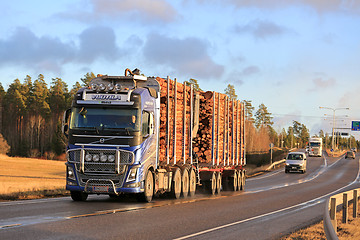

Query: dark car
left=345, top=151, right=355, bottom=159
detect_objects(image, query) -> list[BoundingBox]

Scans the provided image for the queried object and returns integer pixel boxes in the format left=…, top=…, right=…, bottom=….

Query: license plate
left=92, top=186, right=109, bottom=193
left=292, top=167, right=297, bottom=169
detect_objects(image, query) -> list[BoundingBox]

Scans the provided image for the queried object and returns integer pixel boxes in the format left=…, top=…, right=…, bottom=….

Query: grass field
left=0, top=154, right=66, bottom=199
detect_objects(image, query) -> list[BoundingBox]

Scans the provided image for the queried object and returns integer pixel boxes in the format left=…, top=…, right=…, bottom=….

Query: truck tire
left=230, top=171, right=238, bottom=191
left=138, top=170, right=154, bottom=202
left=171, top=168, right=182, bottom=199
left=181, top=168, right=189, bottom=198
left=240, top=171, right=246, bottom=191
left=206, top=172, right=216, bottom=195
left=70, top=191, right=88, bottom=201
left=237, top=170, right=242, bottom=191
left=189, top=168, right=196, bottom=197
left=216, top=172, right=222, bottom=194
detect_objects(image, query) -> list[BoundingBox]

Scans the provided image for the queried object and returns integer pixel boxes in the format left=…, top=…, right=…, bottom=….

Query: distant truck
left=308, top=137, right=322, bottom=157
left=62, top=69, right=246, bottom=202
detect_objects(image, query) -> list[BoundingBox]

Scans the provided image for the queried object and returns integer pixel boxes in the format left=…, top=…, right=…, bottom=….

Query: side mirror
left=62, top=108, right=71, bottom=137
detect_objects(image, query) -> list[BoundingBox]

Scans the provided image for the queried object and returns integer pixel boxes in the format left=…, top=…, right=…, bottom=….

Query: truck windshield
left=310, top=142, right=320, bottom=147
left=70, top=107, right=140, bottom=131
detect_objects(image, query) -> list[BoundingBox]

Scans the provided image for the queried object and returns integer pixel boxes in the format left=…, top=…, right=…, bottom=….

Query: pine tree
left=81, top=72, right=96, bottom=86
left=224, top=84, right=237, bottom=100
left=254, top=103, right=273, bottom=128
left=243, top=100, right=255, bottom=123
left=184, top=78, right=202, bottom=91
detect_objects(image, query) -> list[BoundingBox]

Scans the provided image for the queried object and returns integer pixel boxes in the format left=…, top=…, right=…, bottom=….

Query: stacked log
left=156, top=77, right=244, bottom=167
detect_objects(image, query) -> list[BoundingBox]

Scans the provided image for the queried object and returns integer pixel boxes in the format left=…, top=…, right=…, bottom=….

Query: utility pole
left=319, top=107, right=349, bottom=151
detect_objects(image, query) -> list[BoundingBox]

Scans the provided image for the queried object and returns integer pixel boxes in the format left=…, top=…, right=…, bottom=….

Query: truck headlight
left=126, top=168, right=138, bottom=182
left=67, top=166, right=76, bottom=180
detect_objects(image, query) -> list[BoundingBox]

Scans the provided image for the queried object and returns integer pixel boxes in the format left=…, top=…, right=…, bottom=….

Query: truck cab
left=63, top=69, right=160, bottom=201
left=308, top=137, right=322, bottom=157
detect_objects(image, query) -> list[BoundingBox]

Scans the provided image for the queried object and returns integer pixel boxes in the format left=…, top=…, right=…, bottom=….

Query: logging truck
left=62, top=69, right=246, bottom=202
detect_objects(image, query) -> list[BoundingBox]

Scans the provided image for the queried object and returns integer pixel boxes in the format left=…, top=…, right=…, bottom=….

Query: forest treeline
left=1, top=75, right=350, bottom=158
left=0, top=73, right=95, bottom=157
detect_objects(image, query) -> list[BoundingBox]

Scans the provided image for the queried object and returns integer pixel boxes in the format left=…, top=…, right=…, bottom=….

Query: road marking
left=247, top=169, right=283, bottom=181
left=0, top=224, right=22, bottom=229
left=175, top=159, right=360, bottom=240
left=246, top=154, right=346, bottom=194
left=0, top=197, right=67, bottom=207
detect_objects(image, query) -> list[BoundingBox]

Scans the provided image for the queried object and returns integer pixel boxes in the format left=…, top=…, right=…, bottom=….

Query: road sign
left=352, top=121, right=360, bottom=131
left=269, top=143, right=274, bottom=148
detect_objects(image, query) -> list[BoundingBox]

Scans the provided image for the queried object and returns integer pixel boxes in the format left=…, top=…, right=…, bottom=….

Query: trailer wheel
left=240, top=171, right=246, bottom=191
left=138, top=170, right=154, bottom=202
left=237, top=170, right=242, bottom=191
left=216, top=172, right=222, bottom=194
left=70, top=191, right=88, bottom=201
left=181, top=168, right=189, bottom=198
left=171, top=168, right=182, bottom=199
left=230, top=171, right=238, bottom=191
left=205, top=172, right=216, bottom=195
left=189, top=168, right=196, bottom=197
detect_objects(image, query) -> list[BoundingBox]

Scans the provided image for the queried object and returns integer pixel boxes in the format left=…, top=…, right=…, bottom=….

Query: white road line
left=246, top=169, right=283, bottom=181
left=0, top=197, right=67, bottom=207
left=175, top=159, right=360, bottom=240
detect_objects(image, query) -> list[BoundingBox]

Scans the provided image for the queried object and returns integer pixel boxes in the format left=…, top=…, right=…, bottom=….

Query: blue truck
left=63, top=69, right=246, bottom=202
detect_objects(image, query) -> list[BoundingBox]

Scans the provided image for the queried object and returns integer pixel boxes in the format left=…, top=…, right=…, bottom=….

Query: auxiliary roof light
left=90, top=83, right=98, bottom=91
left=108, top=155, right=115, bottom=163
left=92, top=154, right=100, bottom=162
left=107, top=83, right=114, bottom=91
left=99, top=83, right=106, bottom=91
left=100, top=154, right=107, bottom=162
left=115, top=83, right=122, bottom=91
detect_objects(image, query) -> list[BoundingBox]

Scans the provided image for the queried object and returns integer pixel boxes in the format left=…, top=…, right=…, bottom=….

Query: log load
left=156, top=77, right=244, bottom=167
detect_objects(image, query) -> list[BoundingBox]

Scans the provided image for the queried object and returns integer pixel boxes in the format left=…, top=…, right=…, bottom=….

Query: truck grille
left=67, top=148, right=134, bottom=174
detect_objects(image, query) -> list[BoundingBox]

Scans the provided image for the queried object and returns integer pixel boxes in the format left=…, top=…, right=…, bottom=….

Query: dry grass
left=282, top=202, right=360, bottom=240
left=0, top=154, right=66, bottom=199
left=325, top=149, right=346, bottom=157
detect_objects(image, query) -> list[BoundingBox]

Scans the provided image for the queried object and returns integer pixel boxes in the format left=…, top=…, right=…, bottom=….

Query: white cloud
left=78, top=26, right=120, bottom=63
left=143, top=33, right=224, bottom=79
left=92, top=0, right=177, bottom=22
left=56, top=0, right=178, bottom=24
left=0, top=26, right=123, bottom=73
left=0, top=27, right=75, bottom=72
left=234, top=19, right=293, bottom=40
left=227, top=0, right=360, bottom=13
left=312, top=77, right=336, bottom=88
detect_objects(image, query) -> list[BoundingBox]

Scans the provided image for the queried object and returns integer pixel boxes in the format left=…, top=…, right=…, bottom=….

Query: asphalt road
left=1, top=151, right=359, bottom=240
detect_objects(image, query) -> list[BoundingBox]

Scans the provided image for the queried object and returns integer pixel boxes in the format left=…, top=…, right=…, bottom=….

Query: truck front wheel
left=138, top=170, right=154, bottom=202
left=70, top=191, right=88, bottom=201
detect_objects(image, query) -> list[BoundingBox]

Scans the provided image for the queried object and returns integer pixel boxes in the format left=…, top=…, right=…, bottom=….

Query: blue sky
left=1, top=0, right=360, bottom=139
